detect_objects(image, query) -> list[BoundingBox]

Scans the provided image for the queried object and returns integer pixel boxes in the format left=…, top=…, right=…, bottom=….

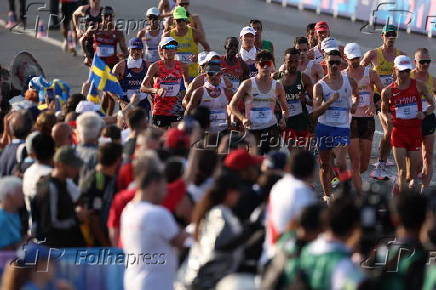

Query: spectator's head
left=163, top=128, right=190, bottom=157
left=134, top=153, right=166, bottom=204
left=97, top=142, right=123, bottom=173
left=76, top=111, right=104, bottom=145
left=164, top=156, right=185, bottom=183
left=191, top=149, right=217, bottom=185
left=326, top=197, right=360, bottom=241
left=0, top=176, right=24, bottom=212
left=296, top=203, right=325, bottom=242
left=190, top=106, right=210, bottom=130
left=193, top=171, right=242, bottom=240
left=102, top=125, right=121, bottom=144
left=53, top=146, right=83, bottom=179
left=10, top=110, right=33, bottom=140
left=288, top=150, right=315, bottom=182
left=35, top=111, right=57, bottom=135
left=65, top=93, right=85, bottom=114
left=65, top=111, right=79, bottom=123
left=127, top=108, right=148, bottom=134
left=391, top=192, right=428, bottom=234
left=136, top=127, right=165, bottom=153
left=29, top=132, right=55, bottom=164
left=224, top=149, right=263, bottom=182
left=261, top=150, right=287, bottom=174
left=51, top=122, right=73, bottom=147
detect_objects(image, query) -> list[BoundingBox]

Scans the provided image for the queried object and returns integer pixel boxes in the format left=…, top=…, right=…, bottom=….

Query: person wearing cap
left=313, top=49, right=359, bottom=201
left=185, top=61, right=232, bottom=135
left=319, top=37, right=346, bottom=74
left=308, top=21, right=331, bottom=65
left=182, top=51, right=233, bottom=109
left=381, top=55, right=434, bottom=193
left=141, top=37, right=189, bottom=128
left=343, top=42, right=382, bottom=193
left=411, top=48, right=436, bottom=192
left=276, top=48, right=313, bottom=150
left=230, top=50, right=289, bottom=154
left=163, top=6, right=209, bottom=81
left=33, top=146, right=86, bottom=247
left=163, top=0, right=207, bottom=39
left=239, top=26, right=260, bottom=77
left=250, top=19, right=274, bottom=55
left=361, top=25, right=406, bottom=180
left=112, top=37, right=151, bottom=113
left=137, top=7, right=163, bottom=64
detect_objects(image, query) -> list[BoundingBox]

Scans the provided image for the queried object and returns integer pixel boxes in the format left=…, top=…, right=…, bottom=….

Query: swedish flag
left=89, top=55, right=123, bottom=96
left=87, top=81, right=101, bottom=104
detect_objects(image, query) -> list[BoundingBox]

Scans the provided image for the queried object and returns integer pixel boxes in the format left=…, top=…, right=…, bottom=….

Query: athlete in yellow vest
left=163, top=6, right=209, bottom=80
left=361, top=24, right=406, bottom=180
left=411, top=48, right=436, bottom=192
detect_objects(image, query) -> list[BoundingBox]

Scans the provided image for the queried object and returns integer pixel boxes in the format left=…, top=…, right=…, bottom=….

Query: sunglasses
left=175, top=19, right=187, bottom=23
left=179, top=2, right=190, bottom=6
left=258, top=60, right=273, bottom=67
left=399, top=69, right=411, bottom=73
left=162, top=44, right=177, bottom=50
left=418, top=59, right=431, bottom=65
left=328, top=60, right=341, bottom=66
left=384, top=32, right=397, bottom=38
left=208, top=59, right=221, bottom=65
left=207, top=71, right=221, bottom=77
left=147, top=16, right=158, bottom=21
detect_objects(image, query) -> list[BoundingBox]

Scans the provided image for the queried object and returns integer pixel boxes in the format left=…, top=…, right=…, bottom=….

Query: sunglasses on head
left=258, top=60, right=273, bottom=67
left=162, top=44, right=177, bottom=50
left=384, top=32, right=397, bottom=38
left=328, top=60, right=341, bottom=66
left=418, top=59, right=431, bottom=65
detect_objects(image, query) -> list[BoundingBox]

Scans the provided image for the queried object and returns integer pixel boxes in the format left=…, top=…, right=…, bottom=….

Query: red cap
left=164, top=128, right=190, bottom=149
left=315, top=21, right=329, bottom=32
left=224, top=149, right=264, bottom=171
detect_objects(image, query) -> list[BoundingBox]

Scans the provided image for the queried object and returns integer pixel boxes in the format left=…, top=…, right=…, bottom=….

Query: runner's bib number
left=380, top=75, right=393, bottom=88
left=326, top=106, right=348, bottom=123
left=96, top=45, right=115, bottom=57
left=127, top=89, right=147, bottom=101
left=250, top=107, right=273, bottom=124
left=287, top=99, right=303, bottom=117
left=159, top=81, right=180, bottom=97
left=395, top=103, right=418, bottom=119
left=358, top=91, right=371, bottom=107
left=210, top=110, right=227, bottom=128
left=175, top=52, right=193, bottom=64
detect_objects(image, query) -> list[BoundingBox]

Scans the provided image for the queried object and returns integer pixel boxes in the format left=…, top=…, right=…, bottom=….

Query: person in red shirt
left=381, top=55, right=434, bottom=192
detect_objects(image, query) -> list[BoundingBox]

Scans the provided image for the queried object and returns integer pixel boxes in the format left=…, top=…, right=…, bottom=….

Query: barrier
left=267, top=0, right=436, bottom=38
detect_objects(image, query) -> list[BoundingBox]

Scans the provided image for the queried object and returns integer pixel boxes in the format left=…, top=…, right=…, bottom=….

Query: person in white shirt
left=121, top=154, right=188, bottom=290
left=265, top=150, right=317, bottom=259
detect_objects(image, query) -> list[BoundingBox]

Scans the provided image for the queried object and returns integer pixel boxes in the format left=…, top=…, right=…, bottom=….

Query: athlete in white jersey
left=230, top=50, right=289, bottom=154
left=313, top=49, right=359, bottom=200
left=138, top=8, right=163, bottom=64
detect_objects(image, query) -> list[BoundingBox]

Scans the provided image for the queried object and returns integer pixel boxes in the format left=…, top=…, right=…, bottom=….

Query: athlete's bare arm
left=370, top=69, right=383, bottom=94
left=416, top=81, right=435, bottom=118
left=182, top=74, right=205, bottom=108
left=162, top=30, right=170, bottom=37
left=229, top=79, right=251, bottom=125
left=137, top=29, right=146, bottom=39
left=180, top=62, right=190, bottom=89
left=191, top=15, right=206, bottom=40
left=141, top=63, right=159, bottom=94
left=349, top=77, right=359, bottom=114
left=302, top=73, right=314, bottom=104
left=380, top=87, right=392, bottom=123
left=313, top=62, right=324, bottom=82
left=158, top=0, right=173, bottom=17
left=360, top=49, right=376, bottom=67
left=223, top=77, right=234, bottom=100
left=117, top=32, right=128, bottom=59
left=185, top=87, right=203, bottom=116
left=193, top=28, right=210, bottom=51
left=311, top=81, right=341, bottom=118
left=241, top=61, right=250, bottom=82
left=112, top=61, right=126, bottom=80
left=72, top=5, right=88, bottom=34
left=276, top=82, right=289, bottom=126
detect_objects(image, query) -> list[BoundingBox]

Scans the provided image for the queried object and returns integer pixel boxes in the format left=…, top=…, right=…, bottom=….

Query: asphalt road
left=0, top=0, right=435, bottom=191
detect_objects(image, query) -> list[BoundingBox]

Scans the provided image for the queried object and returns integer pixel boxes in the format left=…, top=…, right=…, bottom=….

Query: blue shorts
left=315, top=123, right=350, bottom=151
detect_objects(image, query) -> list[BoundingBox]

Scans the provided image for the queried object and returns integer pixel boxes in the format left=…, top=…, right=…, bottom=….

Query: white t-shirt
left=121, top=201, right=179, bottom=290
left=265, top=174, right=316, bottom=258
left=22, top=162, right=53, bottom=211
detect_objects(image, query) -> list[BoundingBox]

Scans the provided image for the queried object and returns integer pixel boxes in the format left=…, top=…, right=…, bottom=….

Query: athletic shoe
left=370, top=163, right=389, bottom=180
left=6, top=12, right=17, bottom=29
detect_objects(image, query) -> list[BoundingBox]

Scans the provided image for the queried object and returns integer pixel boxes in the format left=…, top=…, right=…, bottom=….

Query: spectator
left=108, top=151, right=162, bottom=247
left=183, top=171, right=261, bottom=289
left=76, top=111, right=104, bottom=181
left=163, top=128, right=191, bottom=159
left=186, top=148, right=217, bottom=203
left=78, top=142, right=123, bottom=246
left=102, top=125, right=121, bottom=144
left=121, top=152, right=187, bottom=290
left=0, top=110, right=33, bottom=176
left=123, top=108, right=149, bottom=158
left=33, top=146, right=86, bottom=248
left=265, top=150, right=317, bottom=259
left=298, top=196, right=364, bottom=290
left=35, top=111, right=57, bottom=135
left=257, top=151, right=287, bottom=202
left=64, top=93, right=85, bottom=116
left=51, top=122, right=73, bottom=147
left=22, top=133, right=55, bottom=217
left=0, top=176, right=24, bottom=250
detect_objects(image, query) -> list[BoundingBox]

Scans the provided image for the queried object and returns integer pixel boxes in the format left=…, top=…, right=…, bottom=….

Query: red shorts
left=283, top=128, right=311, bottom=147
left=391, top=126, right=422, bottom=151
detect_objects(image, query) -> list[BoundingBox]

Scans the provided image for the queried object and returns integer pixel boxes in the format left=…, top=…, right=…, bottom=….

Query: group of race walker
left=70, top=0, right=435, bottom=201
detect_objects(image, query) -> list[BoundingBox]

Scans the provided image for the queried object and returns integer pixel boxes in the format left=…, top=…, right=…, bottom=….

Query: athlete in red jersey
left=141, top=37, right=189, bottom=128
left=381, top=55, right=434, bottom=192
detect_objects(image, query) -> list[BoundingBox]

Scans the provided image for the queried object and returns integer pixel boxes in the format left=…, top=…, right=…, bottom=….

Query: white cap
left=159, top=36, right=177, bottom=48
left=206, top=51, right=220, bottom=61
left=240, top=26, right=256, bottom=38
left=76, top=100, right=100, bottom=114
left=321, top=37, right=338, bottom=53
left=344, top=43, right=362, bottom=59
left=146, top=7, right=159, bottom=16
left=198, top=51, right=210, bottom=66
left=394, top=55, right=413, bottom=71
